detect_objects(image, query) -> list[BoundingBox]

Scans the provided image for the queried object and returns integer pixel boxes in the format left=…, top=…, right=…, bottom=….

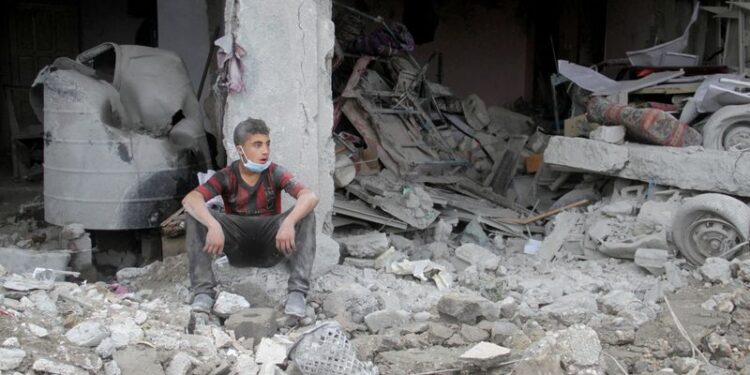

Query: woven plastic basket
left=288, top=321, right=378, bottom=375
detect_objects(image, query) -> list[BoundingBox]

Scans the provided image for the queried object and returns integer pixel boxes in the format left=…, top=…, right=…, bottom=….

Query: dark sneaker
left=191, top=293, right=215, bottom=313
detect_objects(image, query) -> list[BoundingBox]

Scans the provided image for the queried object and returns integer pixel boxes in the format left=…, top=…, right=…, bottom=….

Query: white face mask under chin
left=239, top=147, right=271, bottom=173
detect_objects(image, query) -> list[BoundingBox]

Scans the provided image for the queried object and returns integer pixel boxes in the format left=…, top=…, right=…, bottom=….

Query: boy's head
left=234, top=117, right=271, bottom=165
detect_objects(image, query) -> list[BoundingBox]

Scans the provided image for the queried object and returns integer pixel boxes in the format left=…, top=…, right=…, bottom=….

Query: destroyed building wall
left=337, top=0, right=533, bottom=106
left=157, top=0, right=211, bottom=91
left=222, top=0, right=335, bottom=233
left=604, top=0, right=700, bottom=63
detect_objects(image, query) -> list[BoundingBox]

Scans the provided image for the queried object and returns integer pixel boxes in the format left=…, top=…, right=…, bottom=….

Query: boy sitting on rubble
left=181, top=117, right=319, bottom=317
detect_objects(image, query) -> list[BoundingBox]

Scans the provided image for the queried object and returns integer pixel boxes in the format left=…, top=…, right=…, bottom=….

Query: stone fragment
left=460, top=219, right=490, bottom=247
left=60, top=223, right=86, bottom=240
left=459, top=341, right=511, bottom=364
left=0, top=348, right=25, bottom=371
left=29, top=290, right=58, bottom=317
left=2, top=337, right=19, bottom=348
left=336, top=231, right=389, bottom=258
left=454, top=243, right=499, bottom=270
left=589, top=125, right=625, bottom=144
left=426, top=323, right=454, bottom=344
left=634, top=248, right=670, bottom=274
left=109, top=318, right=144, bottom=348
left=211, top=326, right=233, bottom=349
left=134, top=310, right=148, bottom=325
left=65, top=320, right=108, bottom=347
left=104, top=361, right=122, bottom=375
left=32, top=359, right=88, bottom=375
left=539, top=292, right=598, bottom=325
left=115, top=267, right=148, bottom=281
left=556, top=324, right=602, bottom=367
left=113, top=347, right=165, bottom=375
left=437, top=293, right=499, bottom=324
left=700, top=257, right=732, bottom=284
left=27, top=323, right=49, bottom=338
left=234, top=354, right=260, bottom=374
left=364, top=309, right=410, bottom=333
left=322, top=284, right=382, bottom=324
left=255, top=337, right=289, bottom=365
left=213, top=291, right=251, bottom=318
left=225, top=308, right=277, bottom=343
left=490, top=321, right=521, bottom=345
left=460, top=324, right=490, bottom=343
left=96, top=338, right=116, bottom=359
left=165, top=352, right=195, bottom=375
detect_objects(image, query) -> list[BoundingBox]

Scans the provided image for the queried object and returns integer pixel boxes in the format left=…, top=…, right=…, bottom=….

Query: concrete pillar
left=222, top=0, right=335, bottom=233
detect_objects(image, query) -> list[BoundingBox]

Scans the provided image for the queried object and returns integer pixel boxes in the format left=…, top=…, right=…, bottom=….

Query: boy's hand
left=276, top=222, right=296, bottom=256
left=203, top=225, right=225, bottom=255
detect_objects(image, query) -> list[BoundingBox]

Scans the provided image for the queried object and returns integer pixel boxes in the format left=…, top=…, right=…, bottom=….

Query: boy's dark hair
left=233, top=117, right=270, bottom=145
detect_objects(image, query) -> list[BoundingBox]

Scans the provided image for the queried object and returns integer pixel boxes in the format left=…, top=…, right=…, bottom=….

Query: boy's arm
left=275, top=188, right=319, bottom=255
left=182, top=190, right=225, bottom=255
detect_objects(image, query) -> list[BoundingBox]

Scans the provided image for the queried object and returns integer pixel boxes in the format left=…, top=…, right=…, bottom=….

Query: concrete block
left=32, top=359, right=88, bottom=375
left=700, top=257, right=732, bottom=284
left=213, top=292, right=251, bottom=318
left=545, top=136, right=750, bottom=197
left=455, top=244, right=498, bottom=270
left=336, top=231, right=389, bottom=258
left=113, top=347, right=165, bottom=375
left=0, top=348, right=25, bottom=371
left=589, top=125, right=626, bottom=144
left=0, top=247, right=71, bottom=274
left=437, top=293, right=499, bottom=324
left=224, top=308, right=277, bottom=343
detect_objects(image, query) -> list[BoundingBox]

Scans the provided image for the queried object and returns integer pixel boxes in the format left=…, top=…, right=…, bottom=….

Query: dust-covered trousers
left=186, top=208, right=316, bottom=298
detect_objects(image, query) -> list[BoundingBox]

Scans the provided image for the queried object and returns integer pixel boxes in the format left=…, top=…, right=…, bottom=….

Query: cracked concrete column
left=222, top=0, right=335, bottom=233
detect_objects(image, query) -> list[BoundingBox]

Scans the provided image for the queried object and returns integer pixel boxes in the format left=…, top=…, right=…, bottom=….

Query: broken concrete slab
left=336, top=231, right=389, bottom=258
left=376, top=346, right=467, bottom=374
left=634, top=248, right=670, bottom=275
left=437, top=293, right=499, bottom=324
left=255, top=337, right=290, bottom=365
left=459, top=341, right=510, bottom=365
left=224, top=308, right=277, bottom=343
left=323, top=284, right=383, bottom=324
left=364, top=309, right=410, bottom=333
left=32, top=358, right=88, bottom=375
left=544, top=136, right=750, bottom=197
left=0, top=247, right=71, bottom=275
left=454, top=243, right=499, bottom=271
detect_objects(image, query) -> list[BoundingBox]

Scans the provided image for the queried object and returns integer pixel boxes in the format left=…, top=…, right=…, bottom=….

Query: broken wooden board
left=346, top=183, right=439, bottom=230
left=333, top=197, right=408, bottom=230
left=483, top=135, right=528, bottom=196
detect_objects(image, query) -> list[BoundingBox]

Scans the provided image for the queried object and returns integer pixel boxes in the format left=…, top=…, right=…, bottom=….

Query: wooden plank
left=632, top=82, right=701, bottom=95
left=494, top=199, right=589, bottom=225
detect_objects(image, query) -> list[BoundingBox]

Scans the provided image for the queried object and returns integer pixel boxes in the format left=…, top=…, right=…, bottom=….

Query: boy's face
left=237, top=133, right=270, bottom=164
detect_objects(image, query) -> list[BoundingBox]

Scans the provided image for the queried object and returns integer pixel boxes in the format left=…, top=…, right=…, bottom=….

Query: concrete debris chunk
left=224, top=308, right=277, bottom=343
left=213, top=291, right=251, bottom=318
left=115, top=267, right=149, bottom=281
left=32, top=358, right=88, bottom=375
left=27, top=322, right=49, bottom=338
left=134, top=310, right=148, bottom=325
left=460, top=324, right=490, bottom=343
left=104, top=361, right=122, bottom=375
left=364, top=309, right=410, bottom=333
left=234, top=354, right=260, bottom=374
left=1, top=337, right=19, bottom=348
left=556, top=324, right=602, bottom=367
left=544, top=136, right=750, bottom=198
left=60, top=223, right=86, bottom=240
left=255, top=336, right=291, bottom=365
left=459, top=341, right=511, bottom=364
left=589, top=125, right=626, bottom=144
left=634, top=248, right=670, bottom=275
left=113, top=346, right=165, bottom=375
left=0, top=348, right=25, bottom=371
left=96, top=338, right=116, bottom=359
left=323, top=284, right=383, bottom=324
left=65, top=320, right=108, bottom=347
left=165, top=352, right=196, bottom=375
left=700, top=257, right=733, bottom=284
left=109, top=318, right=144, bottom=348
left=437, top=293, right=499, bottom=324
left=336, top=231, right=389, bottom=258
left=454, top=243, right=499, bottom=270
left=460, top=219, right=490, bottom=247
